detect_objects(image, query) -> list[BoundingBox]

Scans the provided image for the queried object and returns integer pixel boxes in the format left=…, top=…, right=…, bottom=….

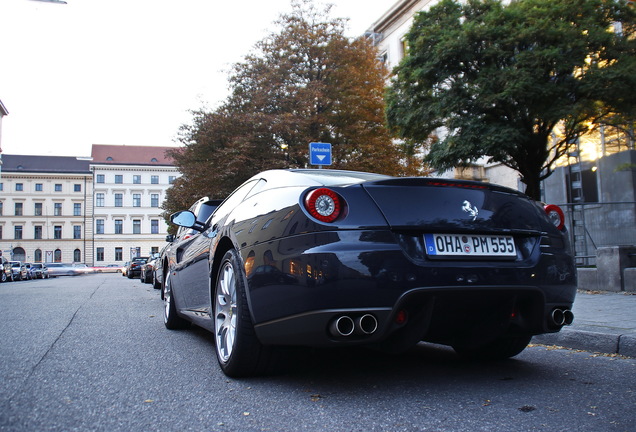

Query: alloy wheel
left=215, top=261, right=238, bottom=363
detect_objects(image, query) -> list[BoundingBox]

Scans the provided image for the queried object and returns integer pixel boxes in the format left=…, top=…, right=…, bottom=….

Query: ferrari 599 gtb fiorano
left=162, top=169, right=576, bottom=377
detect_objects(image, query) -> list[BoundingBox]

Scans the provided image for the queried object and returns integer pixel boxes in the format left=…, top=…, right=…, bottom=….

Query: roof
left=91, top=144, right=178, bottom=166
left=1, top=154, right=92, bottom=174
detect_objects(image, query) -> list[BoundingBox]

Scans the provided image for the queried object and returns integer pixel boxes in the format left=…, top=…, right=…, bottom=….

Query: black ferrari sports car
left=162, top=169, right=576, bottom=377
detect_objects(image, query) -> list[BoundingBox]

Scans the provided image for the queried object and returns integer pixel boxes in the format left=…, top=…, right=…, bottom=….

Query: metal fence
left=558, top=201, right=636, bottom=266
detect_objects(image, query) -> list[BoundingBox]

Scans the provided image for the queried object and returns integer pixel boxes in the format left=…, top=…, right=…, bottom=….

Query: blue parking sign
left=309, top=142, right=332, bottom=166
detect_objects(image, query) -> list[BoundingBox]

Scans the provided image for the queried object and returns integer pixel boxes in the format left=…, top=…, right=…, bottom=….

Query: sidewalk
left=532, top=290, right=636, bottom=357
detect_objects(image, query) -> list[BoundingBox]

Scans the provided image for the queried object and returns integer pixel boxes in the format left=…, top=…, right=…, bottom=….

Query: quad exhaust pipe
left=551, top=308, right=574, bottom=326
left=329, top=314, right=378, bottom=337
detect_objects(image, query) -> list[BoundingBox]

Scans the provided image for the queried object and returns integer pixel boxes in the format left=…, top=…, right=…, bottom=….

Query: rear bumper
left=243, top=230, right=577, bottom=347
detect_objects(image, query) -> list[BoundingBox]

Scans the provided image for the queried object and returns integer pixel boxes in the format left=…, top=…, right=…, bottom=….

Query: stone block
left=576, top=268, right=598, bottom=291
left=596, top=246, right=636, bottom=292
left=624, top=268, right=636, bottom=293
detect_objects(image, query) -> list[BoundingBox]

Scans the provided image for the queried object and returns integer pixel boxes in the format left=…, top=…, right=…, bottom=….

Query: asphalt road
left=1, top=274, right=635, bottom=432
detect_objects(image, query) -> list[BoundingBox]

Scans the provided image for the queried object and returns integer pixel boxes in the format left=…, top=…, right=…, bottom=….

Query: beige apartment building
left=0, top=155, right=94, bottom=264
left=0, top=145, right=180, bottom=266
left=91, top=144, right=179, bottom=264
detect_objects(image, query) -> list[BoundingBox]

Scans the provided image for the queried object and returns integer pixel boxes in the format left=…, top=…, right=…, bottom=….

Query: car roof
left=255, top=169, right=392, bottom=188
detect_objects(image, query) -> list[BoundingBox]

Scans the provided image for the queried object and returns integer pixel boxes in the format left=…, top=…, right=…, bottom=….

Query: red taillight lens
left=304, top=188, right=343, bottom=223
left=544, top=204, right=565, bottom=230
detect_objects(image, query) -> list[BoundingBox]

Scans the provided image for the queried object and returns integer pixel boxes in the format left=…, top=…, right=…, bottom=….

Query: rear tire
left=453, top=334, right=532, bottom=361
left=213, top=249, right=279, bottom=377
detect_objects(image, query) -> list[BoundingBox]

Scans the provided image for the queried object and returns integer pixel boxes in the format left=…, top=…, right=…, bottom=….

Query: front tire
left=213, top=249, right=278, bottom=377
left=163, top=273, right=189, bottom=330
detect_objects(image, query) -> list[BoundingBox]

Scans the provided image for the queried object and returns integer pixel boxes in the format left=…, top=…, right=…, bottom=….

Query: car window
left=212, top=179, right=259, bottom=221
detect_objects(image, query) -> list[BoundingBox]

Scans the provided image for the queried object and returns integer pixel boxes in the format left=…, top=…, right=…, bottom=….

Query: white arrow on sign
left=316, top=155, right=326, bottom=162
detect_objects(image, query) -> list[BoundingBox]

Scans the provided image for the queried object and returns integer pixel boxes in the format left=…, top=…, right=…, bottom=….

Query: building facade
left=0, top=145, right=180, bottom=266
left=0, top=155, right=94, bottom=264
left=91, top=145, right=179, bottom=264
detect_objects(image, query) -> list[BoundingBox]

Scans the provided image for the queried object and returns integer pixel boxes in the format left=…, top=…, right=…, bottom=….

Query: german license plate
left=424, top=234, right=516, bottom=257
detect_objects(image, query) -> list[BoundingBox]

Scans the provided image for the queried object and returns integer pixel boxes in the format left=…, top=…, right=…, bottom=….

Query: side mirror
left=170, top=210, right=196, bottom=228
left=165, top=234, right=174, bottom=243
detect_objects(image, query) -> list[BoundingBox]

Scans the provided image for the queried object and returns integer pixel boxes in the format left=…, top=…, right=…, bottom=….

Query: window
left=55, top=184, right=62, bottom=192
left=151, top=219, right=159, bottom=234
left=133, top=194, right=141, bottom=207
left=74, top=203, right=81, bottom=216
left=15, top=225, right=23, bottom=240
left=96, top=219, right=104, bottom=234
left=35, top=183, right=43, bottom=191
left=168, top=176, right=176, bottom=184
left=133, top=175, right=141, bottom=184
left=96, top=174, right=105, bottom=183
left=54, top=226, right=62, bottom=239
left=0, top=202, right=2, bottom=215
left=34, top=203, right=43, bottom=216
left=96, top=247, right=104, bottom=262
left=115, top=194, right=123, bottom=207
left=0, top=225, right=2, bottom=239
left=115, top=219, right=123, bottom=234
left=151, top=194, right=159, bottom=208
left=133, top=219, right=141, bottom=234
left=54, top=203, right=62, bottom=216
left=0, top=183, right=3, bottom=191
left=115, top=175, right=123, bottom=184
left=74, top=184, right=81, bottom=192
left=15, top=203, right=23, bottom=216
left=73, top=225, right=81, bottom=239
left=34, top=226, right=43, bottom=239
left=151, top=246, right=159, bottom=255
left=151, top=175, right=159, bottom=184
left=96, top=193, right=105, bottom=207
left=54, top=249, right=62, bottom=263
left=34, top=249, right=42, bottom=262
left=115, top=247, right=123, bottom=261
left=74, top=249, right=81, bottom=262
left=16, top=183, right=23, bottom=191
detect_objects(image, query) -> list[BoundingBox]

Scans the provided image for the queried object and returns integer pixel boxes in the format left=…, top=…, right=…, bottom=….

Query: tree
left=386, top=0, right=636, bottom=199
left=164, top=0, right=416, bottom=220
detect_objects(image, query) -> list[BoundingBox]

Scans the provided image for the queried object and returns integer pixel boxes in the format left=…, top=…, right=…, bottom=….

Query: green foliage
left=164, top=0, right=419, bottom=220
left=386, top=0, right=636, bottom=199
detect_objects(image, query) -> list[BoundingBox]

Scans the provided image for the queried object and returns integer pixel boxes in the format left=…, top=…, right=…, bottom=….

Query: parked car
left=30, top=263, right=50, bottom=279
left=126, top=257, right=148, bottom=279
left=140, top=254, right=160, bottom=284
left=6, top=261, right=28, bottom=281
left=92, top=264, right=121, bottom=273
left=1, top=258, right=8, bottom=283
left=47, top=263, right=85, bottom=277
left=162, top=169, right=577, bottom=377
left=24, top=262, right=36, bottom=280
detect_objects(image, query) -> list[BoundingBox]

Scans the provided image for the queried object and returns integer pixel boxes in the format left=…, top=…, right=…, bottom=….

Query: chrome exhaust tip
left=356, top=314, right=378, bottom=335
left=329, top=316, right=355, bottom=337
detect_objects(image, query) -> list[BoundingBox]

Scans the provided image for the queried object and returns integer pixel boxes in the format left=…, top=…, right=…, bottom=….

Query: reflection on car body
left=162, top=169, right=576, bottom=377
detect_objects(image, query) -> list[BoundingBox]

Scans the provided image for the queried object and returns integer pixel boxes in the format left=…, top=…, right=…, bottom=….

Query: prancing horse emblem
left=462, top=200, right=479, bottom=220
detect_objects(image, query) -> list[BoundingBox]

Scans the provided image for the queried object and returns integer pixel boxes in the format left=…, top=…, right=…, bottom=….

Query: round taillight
left=544, top=204, right=565, bottom=230
left=304, top=188, right=343, bottom=223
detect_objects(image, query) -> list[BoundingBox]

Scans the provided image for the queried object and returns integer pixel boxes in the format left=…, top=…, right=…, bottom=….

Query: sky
left=0, top=0, right=397, bottom=157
